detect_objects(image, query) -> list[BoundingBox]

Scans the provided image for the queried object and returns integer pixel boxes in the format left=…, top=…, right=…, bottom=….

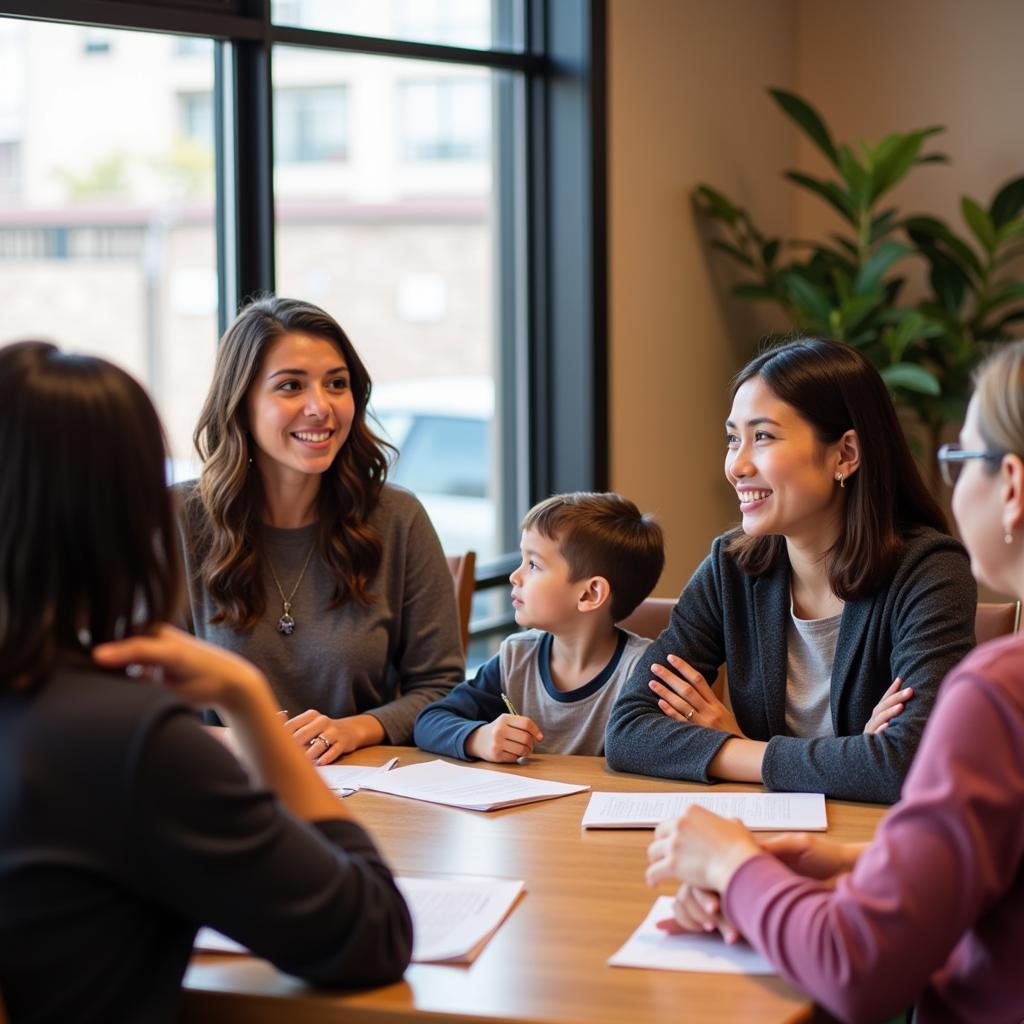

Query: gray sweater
left=414, top=628, right=651, bottom=758
left=605, top=528, right=977, bottom=803
left=176, top=482, right=464, bottom=743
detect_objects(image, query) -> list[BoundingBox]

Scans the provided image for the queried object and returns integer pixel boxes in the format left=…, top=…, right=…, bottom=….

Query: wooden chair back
left=975, top=600, right=1022, bottom=645
left=617, top=596, right=675, bottom=640
left=446, top=551, right=477, bottom=654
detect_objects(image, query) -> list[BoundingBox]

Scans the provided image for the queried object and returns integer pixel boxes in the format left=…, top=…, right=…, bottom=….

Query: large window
left=0, top=18, right=217, bottom=475
left=0, top=0, right=606, bottom=648
left=399, top=78, right=489, bottom=161
left=274, top=85, right=349, bottom=164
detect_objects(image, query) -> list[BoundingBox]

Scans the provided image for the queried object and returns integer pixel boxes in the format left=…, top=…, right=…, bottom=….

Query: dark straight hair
left=727, top=338, right=948, bottom=599
left=0, top=342, right=180, bottom=690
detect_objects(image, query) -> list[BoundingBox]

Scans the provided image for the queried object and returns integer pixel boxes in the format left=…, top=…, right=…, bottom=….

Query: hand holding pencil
left=465, top=692, right=543, bottom=763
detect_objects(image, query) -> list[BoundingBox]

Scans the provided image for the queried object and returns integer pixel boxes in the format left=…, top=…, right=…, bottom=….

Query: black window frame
left=0, top=0, right=607, bottom=638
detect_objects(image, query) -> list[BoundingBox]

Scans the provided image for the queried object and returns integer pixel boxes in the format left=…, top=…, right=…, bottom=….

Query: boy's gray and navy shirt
left=414, top=628, right=651, bottom=758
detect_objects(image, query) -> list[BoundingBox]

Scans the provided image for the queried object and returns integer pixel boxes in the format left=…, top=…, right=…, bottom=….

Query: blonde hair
left=974, top=340, right=1024, bottom=461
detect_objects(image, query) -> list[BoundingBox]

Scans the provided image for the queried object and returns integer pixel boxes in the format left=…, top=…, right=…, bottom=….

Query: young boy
left=414, top=492, right=664, bottom=761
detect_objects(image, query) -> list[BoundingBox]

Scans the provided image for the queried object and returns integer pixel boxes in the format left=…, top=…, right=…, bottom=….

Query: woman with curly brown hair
left=178, top=296, right=464, bottom=763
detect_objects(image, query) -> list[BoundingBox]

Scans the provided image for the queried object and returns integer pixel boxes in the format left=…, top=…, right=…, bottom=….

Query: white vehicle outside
left=369, top=376, right=497, bottom=559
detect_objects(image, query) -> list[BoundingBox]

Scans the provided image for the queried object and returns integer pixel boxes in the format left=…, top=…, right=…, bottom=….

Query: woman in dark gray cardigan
left=606, top=339, right=976, bottom=803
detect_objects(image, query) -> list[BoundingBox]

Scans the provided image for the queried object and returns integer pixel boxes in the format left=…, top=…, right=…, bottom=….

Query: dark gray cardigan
left=605, top=528, right=977, bottom=803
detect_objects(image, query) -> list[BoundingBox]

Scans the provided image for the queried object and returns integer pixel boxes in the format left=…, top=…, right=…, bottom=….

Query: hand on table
left=649, top=654, right=743, bottom=735
left=646, top=805, right=760, bottom=895
left=863, top=677, right=912, bottom=734
left=284, top=710, right=381, bottom=766
left=465, top=714, right=543, bottom=763
left=656, top=883, right=740, bottom=944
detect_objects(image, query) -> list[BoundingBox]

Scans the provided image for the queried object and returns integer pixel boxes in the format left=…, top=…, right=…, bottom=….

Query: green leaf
left=839, top=292, right=884, bottom=334
left=784, top=273, right=834, bottom=326
left=994, top=217, right=1024, bottom=247
left=870, top=127, right=945, bottom=202
left=784, top=171, right=855, bottom=224
left=961, top=196, right=997, bottom=252
left=855, top=241, right=912, bottom=296
left=768, top=88, right=838, bottom=166
left=915, top=153, right=950, bottom=164
left=831, top=266, right=852, bottom=303
left=830, top=234, right=859, bottom=258
left=990, top=175, right=1024, bottom=228
left=838, top=144, right=870, bottom=208
left=870, top=207, right=899, bottom=242
left=731, top=283, right=778, bottom=301
left=905, top=215, right=984, bottom=281
left=929, top=260, right=968, bottom=315
left=880, top=363, right=941, bottom=395
left=711, top=240, right=755, bottom=268
left=694, top=184, right=742, bottom=225
left=975, top=281, right=1024, bottom=322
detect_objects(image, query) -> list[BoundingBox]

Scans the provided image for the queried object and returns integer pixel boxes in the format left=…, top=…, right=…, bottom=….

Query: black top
left=0, top=662, right=412, bottom=1023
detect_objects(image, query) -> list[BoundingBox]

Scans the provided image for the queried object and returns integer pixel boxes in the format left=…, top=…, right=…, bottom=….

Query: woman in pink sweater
left=645, top=340, right=1024, bottom=1024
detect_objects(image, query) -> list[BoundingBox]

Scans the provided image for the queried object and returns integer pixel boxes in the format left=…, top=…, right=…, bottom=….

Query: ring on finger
left=309, top=733, right=330, bottom=751
left=685, top=708, right=694, bottom=720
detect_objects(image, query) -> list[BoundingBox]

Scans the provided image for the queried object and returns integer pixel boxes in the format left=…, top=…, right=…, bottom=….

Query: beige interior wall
left=608, top=0, right=1024, bottom=597
left=794, top=0, right=1024, bottom=244
left=607, top=0, right=798, bottom=595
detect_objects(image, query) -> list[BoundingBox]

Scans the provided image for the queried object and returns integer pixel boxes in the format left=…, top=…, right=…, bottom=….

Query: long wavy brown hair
left=190, top=296, right=394, bottom=630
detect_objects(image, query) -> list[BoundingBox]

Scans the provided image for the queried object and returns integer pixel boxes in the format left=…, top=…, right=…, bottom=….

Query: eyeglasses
left=936, top=443, right=1005, bottom=487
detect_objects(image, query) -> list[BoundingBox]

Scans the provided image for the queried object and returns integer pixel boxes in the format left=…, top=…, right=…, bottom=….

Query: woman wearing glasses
left=607, top=337, right=976, bottom=803
left=644, top=340, right=1024, bottom=1024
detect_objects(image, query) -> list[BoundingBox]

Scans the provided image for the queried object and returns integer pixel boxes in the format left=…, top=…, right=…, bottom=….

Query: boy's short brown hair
left=521, top=492, right=664, bottom=621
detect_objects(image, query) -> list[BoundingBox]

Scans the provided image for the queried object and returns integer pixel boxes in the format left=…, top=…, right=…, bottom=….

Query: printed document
left=582, top=791, right=826, bottom=831
left=359, top=758, right=589, bottom=811
left=609, top=896, right=775, bottom=974
left=397, top=876, right=524, bottom=963
left=195, top=875, right=524, bottom=964
left=317, top=756, right=399, bottom=795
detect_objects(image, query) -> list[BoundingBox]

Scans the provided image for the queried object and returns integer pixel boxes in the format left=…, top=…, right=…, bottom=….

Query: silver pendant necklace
left=267, top=541, right=317, bottom=636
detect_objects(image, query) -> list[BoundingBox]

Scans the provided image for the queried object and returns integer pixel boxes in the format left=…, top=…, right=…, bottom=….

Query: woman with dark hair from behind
left=606, top=337, right=976, bottom=803
left=0, top=342, right=412, bottom=1023
left=643, top=339, right=1024, bottom=1023
left=179, top=295, right=463, bottom=763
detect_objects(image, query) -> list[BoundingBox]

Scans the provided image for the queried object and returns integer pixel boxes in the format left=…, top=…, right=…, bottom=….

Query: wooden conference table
left=183, top=747, right=885, bottom=1024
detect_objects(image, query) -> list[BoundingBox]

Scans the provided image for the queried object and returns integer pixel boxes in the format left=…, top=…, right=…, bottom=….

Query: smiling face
left=725, top=375, right=847, bottom=548
left=246, top=331, right=355, bottom=488
left=508, top=528, right=583, bottom=631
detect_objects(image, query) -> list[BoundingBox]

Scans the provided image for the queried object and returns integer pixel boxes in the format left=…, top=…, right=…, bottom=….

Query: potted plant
left=695, top=89, right=1024, bottom=485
